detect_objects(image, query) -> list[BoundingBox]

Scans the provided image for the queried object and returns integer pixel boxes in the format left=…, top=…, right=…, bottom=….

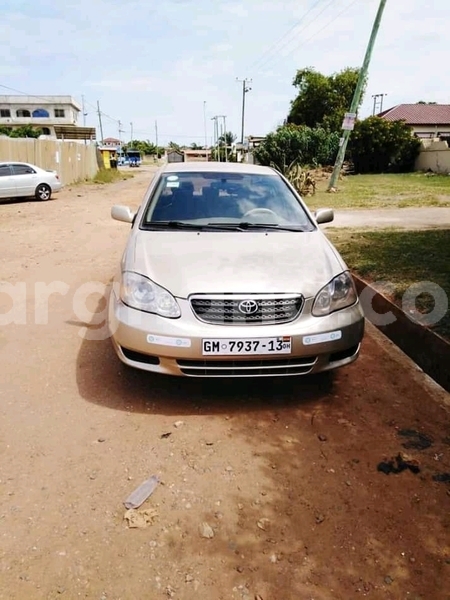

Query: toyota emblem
left=238, top=300, right=259, bottom=315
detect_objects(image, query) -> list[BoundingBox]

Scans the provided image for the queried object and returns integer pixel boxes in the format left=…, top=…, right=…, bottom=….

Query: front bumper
left=108, top=291, right=365, bottom=377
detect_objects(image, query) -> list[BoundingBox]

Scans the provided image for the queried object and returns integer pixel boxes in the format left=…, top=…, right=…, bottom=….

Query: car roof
left=0, top=161, right=38, bottom=168
left=161, top=161, right=277, bottom=176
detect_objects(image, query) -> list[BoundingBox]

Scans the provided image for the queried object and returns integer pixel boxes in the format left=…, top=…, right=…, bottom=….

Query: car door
left=10, top=163, right=38, bottom=196
left=0, top=164, right=16, bottom=199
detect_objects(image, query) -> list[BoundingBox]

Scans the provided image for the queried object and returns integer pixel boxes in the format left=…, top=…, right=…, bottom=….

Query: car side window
left=0, top=165, right=12, bottom=177
left=11, top=164, right=36, bottom=175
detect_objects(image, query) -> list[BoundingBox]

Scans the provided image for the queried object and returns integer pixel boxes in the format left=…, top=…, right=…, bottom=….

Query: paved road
left=321, top=206, right=450, bottom=229
left=0, top=168, right=449, bottom=600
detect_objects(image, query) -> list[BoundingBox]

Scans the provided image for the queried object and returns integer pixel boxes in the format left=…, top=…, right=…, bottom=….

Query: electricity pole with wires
left=217, top=115, right=228, bottom=161
left=118, top=120, right=125, bottom=146
left=96, top=100, right=104, bottom=143
left=372, top=93, right=387, bottom=115
left=211, top=116, right=220, bottom=161
left=327, top=0, right=388, bottom=191
left=203, top=101, right=208, bottom=149
left=236, top=78, right=252, bottom=144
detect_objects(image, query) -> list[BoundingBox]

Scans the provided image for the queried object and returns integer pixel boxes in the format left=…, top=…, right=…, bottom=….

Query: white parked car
left=0, top=161, right=62, bottom=201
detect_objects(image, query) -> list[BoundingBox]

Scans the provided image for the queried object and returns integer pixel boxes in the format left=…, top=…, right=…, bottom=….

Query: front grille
left=177, top=356, right=317, bottom=377
left=189, top=294, right=304, bottom=325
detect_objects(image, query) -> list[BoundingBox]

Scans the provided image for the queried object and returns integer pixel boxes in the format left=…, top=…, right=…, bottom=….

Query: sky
left=1, top=0, right=449, bottom=146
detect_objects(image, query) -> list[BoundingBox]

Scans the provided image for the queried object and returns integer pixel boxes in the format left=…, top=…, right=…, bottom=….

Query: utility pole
left=372, top=93, right=387, bottom=115
left=219, top=115, right=228, bottom=161
left=211, top=116, right=219, bottom=161
left=81, top=95, right=87, bottom=127
left=118, top=120, right=125, bottom=146
left=203, top=101, right=208, bottom=149
left=155, top=120, right=158, bottom=148
left=236, top=78, right=252, bottom=144
left=327, top=0, right=388, bottom=191
left=96, top=100, right=104, bottom=144
left=130, top=122, right=133, bottom=144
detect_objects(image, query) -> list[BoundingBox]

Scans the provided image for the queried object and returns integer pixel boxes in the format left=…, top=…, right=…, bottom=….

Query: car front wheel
left=35, top=183, right=52, bottom=201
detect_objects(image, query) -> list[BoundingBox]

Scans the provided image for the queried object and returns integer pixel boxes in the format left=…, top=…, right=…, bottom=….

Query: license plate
left=202, top=337, right=292, bottom=356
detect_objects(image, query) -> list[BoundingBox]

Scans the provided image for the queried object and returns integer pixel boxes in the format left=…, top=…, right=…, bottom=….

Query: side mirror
left=314, top=208, right=334, bottom=224
left=111, top=204, right=135, bottom=223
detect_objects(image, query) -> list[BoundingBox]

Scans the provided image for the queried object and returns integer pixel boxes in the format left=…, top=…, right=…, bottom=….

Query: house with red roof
left=378, top=104, right=450, bottom=140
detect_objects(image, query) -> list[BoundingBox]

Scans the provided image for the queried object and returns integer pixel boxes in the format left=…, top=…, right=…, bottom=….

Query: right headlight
left=120, top=271, right=181, bottom=318
left=312, top=271, right=358, bottom=317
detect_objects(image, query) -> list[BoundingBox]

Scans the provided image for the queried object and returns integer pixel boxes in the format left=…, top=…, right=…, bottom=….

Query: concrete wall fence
left=415, top=139, right=450, bottom=174
left=0, top=136, right=98, bottom=185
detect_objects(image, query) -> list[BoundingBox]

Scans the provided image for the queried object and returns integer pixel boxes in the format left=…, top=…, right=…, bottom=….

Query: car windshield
left=141, top=171, right=315, bottom=231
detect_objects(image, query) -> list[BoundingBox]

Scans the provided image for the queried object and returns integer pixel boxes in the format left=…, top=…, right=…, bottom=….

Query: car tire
left=35, top=183, right=52, bottom=201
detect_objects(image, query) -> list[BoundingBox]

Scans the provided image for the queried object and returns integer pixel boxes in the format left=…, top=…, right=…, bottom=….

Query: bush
left=349, top=116, right=422, bottom=174
left=253, top=124, right=340, bottom=170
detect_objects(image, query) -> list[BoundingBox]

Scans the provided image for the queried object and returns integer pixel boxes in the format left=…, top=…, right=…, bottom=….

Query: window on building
left=16, top=109, right=31, bottom=118
left=32, top=108, right=50, bottom=118
left=0, top=109, right=11, bottom=118
left=54, top=109, right=65, bottom=118
left=42, top=127, right=51, bottom=135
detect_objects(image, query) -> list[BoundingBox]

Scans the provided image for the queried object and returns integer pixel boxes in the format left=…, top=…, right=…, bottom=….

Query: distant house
left=183, top=149, right=211, bottom=162
left=378, top=104, right=450, bottom=139
left=103, top=137, right=121, bottom=148
left=167, top=149, right=184, bottom=163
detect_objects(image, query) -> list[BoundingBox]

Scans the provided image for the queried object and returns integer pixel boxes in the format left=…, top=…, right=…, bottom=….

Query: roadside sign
left=342, top=112, right=357, bottom=131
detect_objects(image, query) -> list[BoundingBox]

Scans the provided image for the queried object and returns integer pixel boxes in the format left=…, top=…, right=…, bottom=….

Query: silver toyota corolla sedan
left=0, top=162, right=62, bottom=201
left=108, top=162, right=364, bottom=377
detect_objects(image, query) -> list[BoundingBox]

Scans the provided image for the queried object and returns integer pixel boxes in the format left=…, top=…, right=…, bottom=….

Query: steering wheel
left=242, top=208, right=278, bottom=219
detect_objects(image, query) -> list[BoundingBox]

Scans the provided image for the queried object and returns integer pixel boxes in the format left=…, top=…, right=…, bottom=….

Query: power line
left=0, top=84, right=64, bottom=101
left=83, top=99, right=120, bottom=124
left=245, top=0, right=327, bottom=73
left=0, top=83, right=121, bottom=126
left=258, top=0, right=360, bottom=73
left=250, top=0, right=337, bottom=74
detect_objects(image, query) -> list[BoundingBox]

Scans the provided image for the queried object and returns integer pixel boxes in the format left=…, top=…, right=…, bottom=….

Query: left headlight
left=120, top=271, right=181, bottom=318
left=312, top=271, right=358, bottom=317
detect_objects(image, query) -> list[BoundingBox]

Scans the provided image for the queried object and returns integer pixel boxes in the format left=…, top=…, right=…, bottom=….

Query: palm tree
left=218, top=131, right=237, bottom=147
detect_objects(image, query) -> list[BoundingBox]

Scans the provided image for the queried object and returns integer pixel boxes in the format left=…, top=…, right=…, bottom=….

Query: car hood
left=124, top=231, right=345, bottom=298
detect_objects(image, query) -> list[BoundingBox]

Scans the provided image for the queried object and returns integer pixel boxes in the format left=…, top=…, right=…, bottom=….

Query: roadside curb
left=353, top=275, right=450, bottom=393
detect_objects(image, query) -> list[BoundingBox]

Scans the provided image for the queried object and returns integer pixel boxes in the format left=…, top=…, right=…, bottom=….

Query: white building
left=0, top=95, right=96, bottom=141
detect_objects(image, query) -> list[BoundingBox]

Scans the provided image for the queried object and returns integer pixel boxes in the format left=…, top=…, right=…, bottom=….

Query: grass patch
left=90, top=169, right=134, bottom=185
left=305, top=172, right=450, bottom=210
left=327, top=228, right=450, bottom=340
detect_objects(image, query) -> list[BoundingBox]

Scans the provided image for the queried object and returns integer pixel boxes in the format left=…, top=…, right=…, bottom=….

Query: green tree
left=210, top=147, right=237, bottom=162
left=124, top=139, right=158, bottom=155
left=0, top=125, right=42, bottom=138
left=253, top=124, right=340, bottom=170
left=287, top=67, right=365, bottom=132
left=218, top=131, right=237, bottom=146
left=349, top=116, right=422, bottom=174
left=168, top=141, right=181, bottom=151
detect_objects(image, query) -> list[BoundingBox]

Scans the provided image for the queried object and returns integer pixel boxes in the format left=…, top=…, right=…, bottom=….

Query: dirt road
left=1, top=167, right=449, bottom=600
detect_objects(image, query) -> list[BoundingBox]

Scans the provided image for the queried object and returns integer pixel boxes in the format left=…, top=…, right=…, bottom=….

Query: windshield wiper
left=143, top=221, right=311, bottom=232
left=144, top=221, right=213, bottom=230
left=207, top=222, right=310, bottom=232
